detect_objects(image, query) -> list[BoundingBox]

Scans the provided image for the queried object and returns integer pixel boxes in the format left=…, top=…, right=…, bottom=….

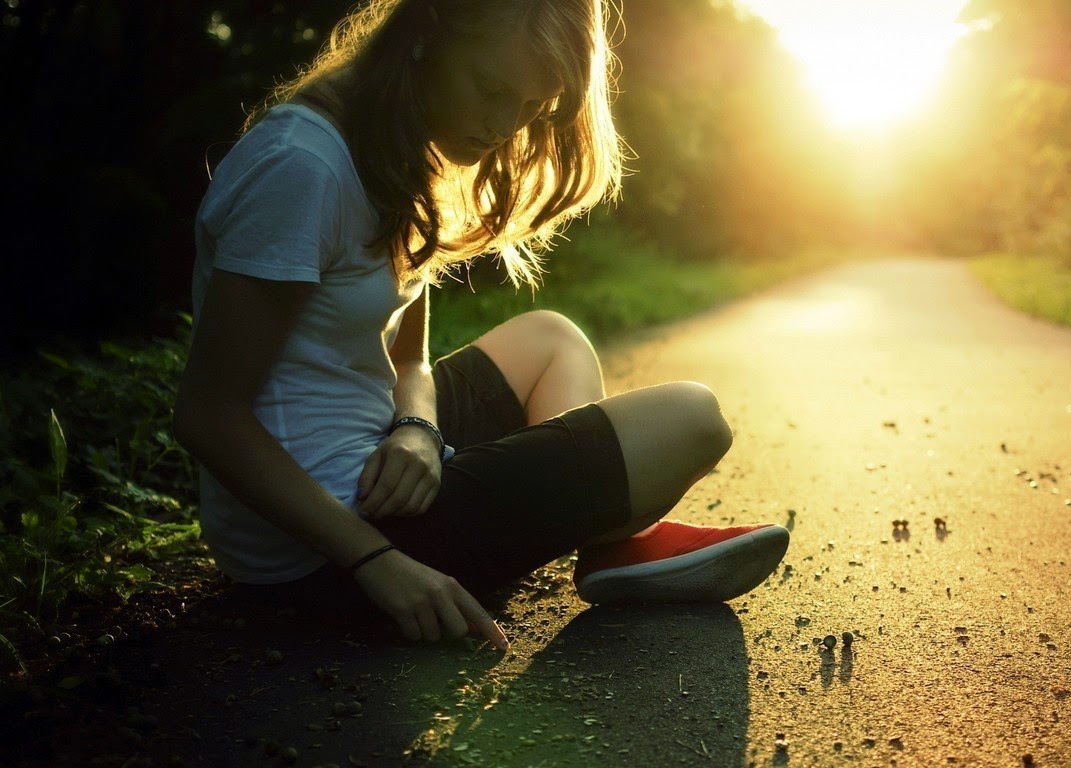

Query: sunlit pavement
left=135, top=255, right=1070, bottom=768
left=597, top=254, right=1071, bottom=767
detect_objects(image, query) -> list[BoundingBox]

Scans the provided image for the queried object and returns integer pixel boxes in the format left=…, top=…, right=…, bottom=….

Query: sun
left=740, top=0, right=971, bottom=131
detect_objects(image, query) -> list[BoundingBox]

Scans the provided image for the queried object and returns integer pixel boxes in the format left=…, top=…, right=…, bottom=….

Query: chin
left=434, top=141, right=492, bottom=168
left=444, top=151, right=487, bottom=168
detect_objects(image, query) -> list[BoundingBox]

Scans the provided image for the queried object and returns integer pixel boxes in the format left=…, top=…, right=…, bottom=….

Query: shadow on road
left=8, top=579, right=752, bottom=767
left=437, top=602, right=751, bottom=766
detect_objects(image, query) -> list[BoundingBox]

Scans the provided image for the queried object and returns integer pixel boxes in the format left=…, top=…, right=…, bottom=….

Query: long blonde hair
left=246, top=0, right=623, bottom=286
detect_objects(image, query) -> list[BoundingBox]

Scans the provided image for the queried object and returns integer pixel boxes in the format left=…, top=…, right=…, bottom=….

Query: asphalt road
left=97, top=255, right=1070, bottom=768
left=596, top=254, right=1071, bottom=767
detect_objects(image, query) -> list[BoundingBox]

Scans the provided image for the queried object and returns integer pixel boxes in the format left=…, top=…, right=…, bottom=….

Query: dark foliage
left=0, top=0, right=351, bottom=361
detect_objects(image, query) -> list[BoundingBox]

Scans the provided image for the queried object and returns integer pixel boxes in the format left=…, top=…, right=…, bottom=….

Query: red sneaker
left=573, top=521, right=789, bottom=604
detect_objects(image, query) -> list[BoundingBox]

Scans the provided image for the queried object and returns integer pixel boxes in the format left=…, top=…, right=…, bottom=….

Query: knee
left=521, top=310, right=594, bottom=354
left=507, top=310, right=597, bottom=368
left=672, top=382, right=733, bottom=467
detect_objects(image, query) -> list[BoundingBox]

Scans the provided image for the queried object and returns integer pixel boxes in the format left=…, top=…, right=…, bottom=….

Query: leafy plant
left=0, top=316, right=201, bottom=646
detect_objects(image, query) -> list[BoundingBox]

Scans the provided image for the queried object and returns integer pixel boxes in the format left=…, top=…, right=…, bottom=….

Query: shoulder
left=202, top=104, right=377, bottom=231
left=263, top=104, right=353, bottom=177
left=212, top=105, right=352, bottom=190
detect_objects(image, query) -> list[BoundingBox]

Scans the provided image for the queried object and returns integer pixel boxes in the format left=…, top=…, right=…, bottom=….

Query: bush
left=0, top=316, right=200, bottom=663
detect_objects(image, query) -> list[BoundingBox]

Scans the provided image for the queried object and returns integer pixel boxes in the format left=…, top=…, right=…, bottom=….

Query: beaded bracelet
left=348, top=544, right=396, bottom=576
left=390, top=416, right=447, bottom=460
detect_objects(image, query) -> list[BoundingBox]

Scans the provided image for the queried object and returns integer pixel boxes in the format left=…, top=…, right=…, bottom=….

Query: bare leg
left=472, top=312, right=733, bottom=543
left=473, top=310, right=604, bottom=424
left=595, top=381, right=732, bottom=527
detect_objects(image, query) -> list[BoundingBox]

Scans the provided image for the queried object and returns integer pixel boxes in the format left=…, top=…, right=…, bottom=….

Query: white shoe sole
left=575, top=525, right=790, bottom=604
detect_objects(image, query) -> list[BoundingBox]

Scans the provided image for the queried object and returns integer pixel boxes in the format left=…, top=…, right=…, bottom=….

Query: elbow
left=171, top=388, right=199, bottom=455
left=172, top=379, right=222, bottom=458
left=172, top=383, right=251, bottom=461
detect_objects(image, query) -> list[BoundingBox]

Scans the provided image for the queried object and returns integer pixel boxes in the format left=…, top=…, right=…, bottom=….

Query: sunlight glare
left=740, top=0, right=971, bottom=131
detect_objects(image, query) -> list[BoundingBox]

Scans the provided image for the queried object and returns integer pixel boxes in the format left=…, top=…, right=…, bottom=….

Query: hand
left=353, top=549, right=509, bottom=650
left=358, top=427, right=441, bottom=519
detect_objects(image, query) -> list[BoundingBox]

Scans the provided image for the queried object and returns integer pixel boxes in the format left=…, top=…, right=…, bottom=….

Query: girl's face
left=420, top=27, right=564, bottom=167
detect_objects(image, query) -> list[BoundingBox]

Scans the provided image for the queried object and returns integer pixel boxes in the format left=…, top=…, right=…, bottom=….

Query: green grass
left=969, top=253, right=1071, bottom=328
left=430, top=218, right=854, bottom=358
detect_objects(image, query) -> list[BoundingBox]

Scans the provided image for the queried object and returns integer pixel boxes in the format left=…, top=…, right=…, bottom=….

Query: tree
left=610, top=0, right=850, bottom=259
left=899, top=0, right=1071, bottom=258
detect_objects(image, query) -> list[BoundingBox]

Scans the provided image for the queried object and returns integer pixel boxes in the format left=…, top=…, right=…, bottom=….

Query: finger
left=432, top=593, right=470, bottom=640
left=389, top=472, right=437, bottom=517
left=394, top=612, right=422, bottom=643
left=414, top=604, right=441, bottom=643
left=455, top=590, right=509, bottom=650
left=416, top=484, right=439, bottom=516
left=357, top=450, right=383, bottom=502
left=363, top=459, right=406, bottom=518
left=371, top=464, right=421, bottom=518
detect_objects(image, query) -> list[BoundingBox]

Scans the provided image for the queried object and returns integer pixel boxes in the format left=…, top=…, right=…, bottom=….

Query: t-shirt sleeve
left=203, top=145, right=342, bottom=283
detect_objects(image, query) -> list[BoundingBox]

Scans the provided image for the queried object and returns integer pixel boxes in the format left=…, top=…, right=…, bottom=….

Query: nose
left=484, top=102, right=520, bottom=143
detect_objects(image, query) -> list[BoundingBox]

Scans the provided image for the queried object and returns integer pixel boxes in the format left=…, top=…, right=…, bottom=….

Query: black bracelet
left=348, top=544, right=396, bottom=575
left=390, top=416, right=446, bottom=460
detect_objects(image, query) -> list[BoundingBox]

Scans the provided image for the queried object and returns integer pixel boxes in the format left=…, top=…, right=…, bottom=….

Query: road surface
left=84, top=256, right=1071, bottom=767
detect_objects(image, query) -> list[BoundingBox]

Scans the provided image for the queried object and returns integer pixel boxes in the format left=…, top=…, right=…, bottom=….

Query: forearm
left=393, top=360, right=437, bottom=422
left=174, top=400, right=388, bottom=568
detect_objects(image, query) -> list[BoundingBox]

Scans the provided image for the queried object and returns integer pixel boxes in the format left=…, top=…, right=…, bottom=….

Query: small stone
left=282, top=746, right=299, bottom=763
left=822, top=635, right=837, bottom=650
left=774, top=733, right=789, bottom=751
left=1022, top=754, right=1035, bottom=767
left=841, top=632, right=854, bottom=647
left=266, top=649, right=284, bottom=664
left=934, top=517, right=947, bottom=529
left=97, top=634, right=115, bottom=646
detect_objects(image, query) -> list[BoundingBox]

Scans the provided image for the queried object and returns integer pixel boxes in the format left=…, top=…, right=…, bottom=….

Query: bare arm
left=174, top=270, right=385, bottom=567
left=358, top=285, right=444, bottom=518
left=174, top=271, right=506, bottom=649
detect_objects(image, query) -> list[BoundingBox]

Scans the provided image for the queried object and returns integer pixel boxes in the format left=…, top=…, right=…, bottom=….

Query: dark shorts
left=244, top=345, right=630, bottom=614
left=377, top=345, right=631, bottom=591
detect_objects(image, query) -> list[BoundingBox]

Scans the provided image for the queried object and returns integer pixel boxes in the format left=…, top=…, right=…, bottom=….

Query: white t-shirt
left=192, top=104, right=424, bottom=584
